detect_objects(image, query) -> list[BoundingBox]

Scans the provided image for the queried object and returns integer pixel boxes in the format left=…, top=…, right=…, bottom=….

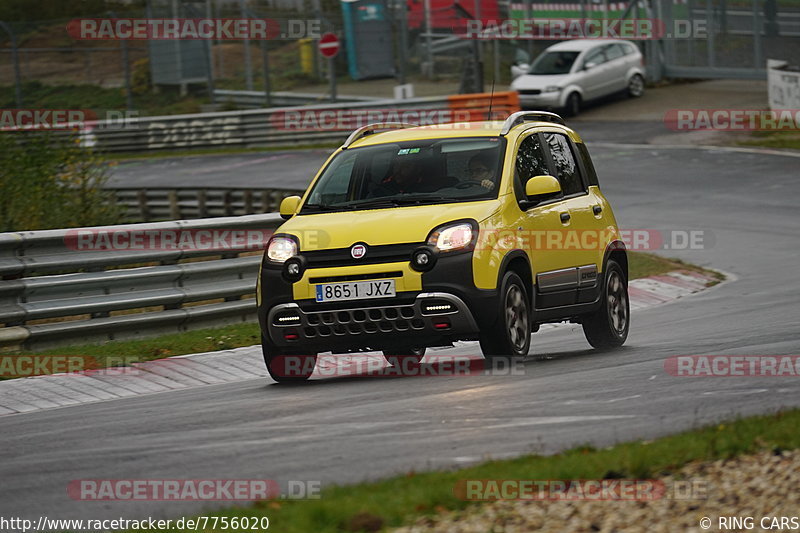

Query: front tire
left=563, top=92, right=581, bottom=117
left=479, top=271, right=531, bottom=361
left=382, top=348, right=426, bottom=374
left=582, top=259, right=630, bottom=349
left=627, top=74, right=645, bottom=98
left=262, top=336, right=317, bottom=383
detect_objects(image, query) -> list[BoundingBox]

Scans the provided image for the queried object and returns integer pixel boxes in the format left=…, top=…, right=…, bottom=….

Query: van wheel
left=627, top=74, right=645, bottom=97
left=479, top=271, right=531, bottom=361
left=262, top=336, right=317, bottom=382
left=563, top=92, right=581, bottom=117
left=383, top=348, right=426, bottom=373
left=582, top=260, right=630, bottom=349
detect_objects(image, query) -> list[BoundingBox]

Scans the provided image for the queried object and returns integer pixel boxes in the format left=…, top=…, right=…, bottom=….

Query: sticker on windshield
left=397, top=148, right=409, bottom=155
left=397, top=148, right=421, bottom=155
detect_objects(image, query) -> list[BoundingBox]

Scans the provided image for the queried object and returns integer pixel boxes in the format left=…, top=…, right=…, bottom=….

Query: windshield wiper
left=301, top=203, right=355, bottom=213
left=350, top=195, right=453, bottom=209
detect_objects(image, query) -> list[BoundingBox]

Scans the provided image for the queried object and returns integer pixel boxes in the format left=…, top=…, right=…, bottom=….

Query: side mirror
left=279, top=196, right=301, bottom=220
left=522, top=175, right=561, bottom=207
left=510, top=63, right=529, bottom=79
left=583, top=61, right=598, bottom=70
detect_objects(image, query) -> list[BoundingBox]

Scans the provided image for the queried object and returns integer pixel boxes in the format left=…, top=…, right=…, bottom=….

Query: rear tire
left=479, top=271, right=531, bottom=362
left=582, top=260, right=630, bottom=349
left=262, top=335, right=317, bottom=383
left=563, top=92, right=581, bottom=117
left=382, top=348, right=426, bottom=374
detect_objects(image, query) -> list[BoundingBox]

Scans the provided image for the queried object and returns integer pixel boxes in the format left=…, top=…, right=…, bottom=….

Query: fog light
left=282, top=256, right=306, bottom=282
left=410, top=246, right=437, bottom=272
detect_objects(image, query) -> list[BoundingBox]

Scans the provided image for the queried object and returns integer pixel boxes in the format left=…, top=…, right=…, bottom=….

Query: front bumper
left=266, top=292, right=479, bottom=350
left=258, top=247, right=498, bottom=352
left=517, top=91, right=562, bottom=109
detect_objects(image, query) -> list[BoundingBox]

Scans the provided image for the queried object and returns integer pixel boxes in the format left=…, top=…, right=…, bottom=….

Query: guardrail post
left=223, top=191, right=233, bottom=217
left=169, top=190, right=180, bottom=220
left=243, top=190, right=253, bottom=214
left=137, top=189, right=150, bottom=222
left=197, top=190, right=208, bottom=218
left=260, top=190, right=271, bottom=213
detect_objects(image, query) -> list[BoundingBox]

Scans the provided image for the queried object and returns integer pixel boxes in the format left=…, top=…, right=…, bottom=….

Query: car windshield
left=300, top=137, right=505, bottom=214
left=529, top=51, right=580, bottom=75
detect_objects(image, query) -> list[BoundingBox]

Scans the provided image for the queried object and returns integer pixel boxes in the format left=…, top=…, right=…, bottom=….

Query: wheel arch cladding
left=501, top=251, right=533, bottom=302
left=608, top=248, right=628, bottom=281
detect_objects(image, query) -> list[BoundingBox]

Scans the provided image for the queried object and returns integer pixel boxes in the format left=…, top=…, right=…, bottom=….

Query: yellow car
left=257, top=111, right=629, bottom=382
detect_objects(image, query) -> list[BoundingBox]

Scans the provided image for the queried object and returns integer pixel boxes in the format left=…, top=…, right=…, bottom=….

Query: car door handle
left=593, top=205, right=602, bottom=215
left=560, top=212, right=571, bottom=223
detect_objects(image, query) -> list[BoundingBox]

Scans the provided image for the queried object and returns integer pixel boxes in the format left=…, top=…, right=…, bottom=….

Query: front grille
left=519, top=89, right=542, bottom=95
left=303, top=242, right=421, bottom=268
left=308, top=271, right=403, bottom=284
left=302, top=305, right=424, bottom=338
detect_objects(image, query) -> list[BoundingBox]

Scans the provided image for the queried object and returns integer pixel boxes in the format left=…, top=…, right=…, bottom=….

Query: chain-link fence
left=1, top=0, right=798, bottom=114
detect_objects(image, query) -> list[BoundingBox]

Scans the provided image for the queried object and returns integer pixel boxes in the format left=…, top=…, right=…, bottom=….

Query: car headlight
left=543, top=85, right=561, bottom=93
left=427, top=222, right=474, bottom=252
left=266, top=236, right=298, bottom=263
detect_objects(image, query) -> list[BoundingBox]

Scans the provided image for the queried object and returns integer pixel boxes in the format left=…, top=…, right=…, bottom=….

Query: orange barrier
left=447, top=91, right=521, bottom=121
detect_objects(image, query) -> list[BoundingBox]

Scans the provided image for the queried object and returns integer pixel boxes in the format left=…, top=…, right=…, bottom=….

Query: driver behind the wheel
left=467, top=153, right=497, bottom=191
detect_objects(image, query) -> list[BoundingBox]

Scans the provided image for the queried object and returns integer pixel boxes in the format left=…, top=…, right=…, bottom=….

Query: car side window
left=543, top=133, right=584, bottom=196
left=307, top=152, right=357, bottom=204
left=575, top=142, right=599, bottom=187
left=604, top=43, right=625, bottom=61
left=582, top=47, right=607, bottom=67
left=515, top=134, right=549, bottom=190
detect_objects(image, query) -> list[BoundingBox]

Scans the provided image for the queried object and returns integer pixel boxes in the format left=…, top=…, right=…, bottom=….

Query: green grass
left=0, top=81, right=207, bottom=117
left=2, top=251, right=721, bottom=374
left=139, top=409, right=800, bottom=532
left=103, top=143, right=341, bottom=162
left=737, top=131, right=800, bottom=150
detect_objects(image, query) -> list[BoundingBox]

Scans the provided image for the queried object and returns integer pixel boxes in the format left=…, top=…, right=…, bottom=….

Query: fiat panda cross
left=257, top=112, right=630, bottom=381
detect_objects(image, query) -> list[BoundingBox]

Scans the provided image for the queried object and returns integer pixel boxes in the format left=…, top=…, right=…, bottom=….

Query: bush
left=0, top=131, right=121, bottom=231
left=130, top=58, right=151, bottom=96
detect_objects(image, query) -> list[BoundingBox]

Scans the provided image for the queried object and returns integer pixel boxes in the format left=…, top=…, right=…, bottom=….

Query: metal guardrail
left=80, top=92, right=520, bottom=153
left=213, top=89, right=382, bottom=108
left=109, top=187, right=306, bottom=221
left=0, top=214, right=284, bottom=351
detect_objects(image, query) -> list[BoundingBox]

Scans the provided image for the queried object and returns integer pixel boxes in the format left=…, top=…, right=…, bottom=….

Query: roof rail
left=342, top=122, right=418, bottom=149
left=499, top=111, right=565, bottom=135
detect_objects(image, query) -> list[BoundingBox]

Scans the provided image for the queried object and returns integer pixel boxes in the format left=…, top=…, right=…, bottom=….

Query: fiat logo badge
left=350, top=243, right=367, bottom=259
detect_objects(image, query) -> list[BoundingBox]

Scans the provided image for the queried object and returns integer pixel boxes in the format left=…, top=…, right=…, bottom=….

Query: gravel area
left=393, top=449, right=800, bottom=533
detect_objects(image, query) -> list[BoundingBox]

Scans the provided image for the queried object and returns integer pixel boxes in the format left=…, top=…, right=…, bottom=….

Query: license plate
left=315, top=279, right=396, bottom=302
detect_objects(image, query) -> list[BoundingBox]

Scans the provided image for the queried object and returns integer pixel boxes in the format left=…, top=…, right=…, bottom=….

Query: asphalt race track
left=2, top=134, right=799, bottom=522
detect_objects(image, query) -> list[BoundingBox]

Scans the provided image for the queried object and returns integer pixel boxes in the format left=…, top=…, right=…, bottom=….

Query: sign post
left=318, top=32, right=340, bottom=103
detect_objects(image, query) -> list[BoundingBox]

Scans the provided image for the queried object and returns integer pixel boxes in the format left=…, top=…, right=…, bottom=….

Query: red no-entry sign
left=318, top=32, right=340, bottom=58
